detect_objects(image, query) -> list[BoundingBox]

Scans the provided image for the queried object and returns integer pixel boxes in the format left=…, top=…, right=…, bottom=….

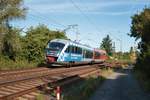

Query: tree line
left=129, top=7, right=150, bottom=77
left=0, top=0, right=67, bottom=69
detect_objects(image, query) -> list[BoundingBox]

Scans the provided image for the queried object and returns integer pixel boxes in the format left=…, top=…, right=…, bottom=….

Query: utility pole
left=116, top=38, right=122, bottom=59
left=113, top=42, right=116, bottom=58
left=108, top=31, right=123, bottom=59
left=62, top=24, right=79, bottom=41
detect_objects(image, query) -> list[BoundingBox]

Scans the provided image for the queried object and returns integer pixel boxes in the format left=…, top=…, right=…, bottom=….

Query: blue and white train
left=45, top=39, right=107, bottom=65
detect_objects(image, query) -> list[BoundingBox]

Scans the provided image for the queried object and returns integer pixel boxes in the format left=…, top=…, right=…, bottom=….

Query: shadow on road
left=89, top=68, right=150, bottom=100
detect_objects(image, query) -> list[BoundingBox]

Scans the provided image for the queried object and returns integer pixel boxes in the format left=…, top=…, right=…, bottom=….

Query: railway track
left=0, top=64, right=101, bottom=100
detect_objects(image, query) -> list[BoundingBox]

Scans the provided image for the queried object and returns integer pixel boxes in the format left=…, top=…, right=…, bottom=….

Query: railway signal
left=56, top=86, right=61, bottom=100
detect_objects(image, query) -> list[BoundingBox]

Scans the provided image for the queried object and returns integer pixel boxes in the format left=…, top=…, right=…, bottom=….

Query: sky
left=11, top=0, right=150, bottom=52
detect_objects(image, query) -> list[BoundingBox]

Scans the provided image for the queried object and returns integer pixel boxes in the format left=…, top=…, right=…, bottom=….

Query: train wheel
left=66, top=62, right=72, bottom=68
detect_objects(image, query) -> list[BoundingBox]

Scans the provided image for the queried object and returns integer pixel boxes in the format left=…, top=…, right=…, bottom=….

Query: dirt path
left=89, top=69, right=150, bottom=100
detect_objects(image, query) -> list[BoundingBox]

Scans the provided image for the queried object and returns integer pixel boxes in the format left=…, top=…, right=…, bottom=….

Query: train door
left=64, top=45, right=72, bottom=62
left=82, top=49, right=86, bottom=61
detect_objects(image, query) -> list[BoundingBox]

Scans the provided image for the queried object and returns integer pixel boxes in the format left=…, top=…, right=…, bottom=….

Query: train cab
left=93, top=49, right=108, bottom=62
left=46, top=39, right=66, bottom=63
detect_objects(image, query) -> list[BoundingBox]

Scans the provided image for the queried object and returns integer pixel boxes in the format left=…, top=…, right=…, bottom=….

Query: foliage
left=0, top=0, right=68, bottom=70
left=100, top=35, right=113, bottom=56
left=134, top=70, right=150, bottom=91
left=0, top=55, right=37, bottom=70
left=129, top=8, right=150, bottom=77
left=0, top=25, right=67, bottom=69
left=130, top=8, right=150, bottom=42
left=36, top=93, right=45, bottom=100
left=0, top=0, right=26, bottom=59
left=23, top=24, right=67, bottom=62
left=2, top=28, right=22, bottom=60
left=114, top=52, right=130, bottom=60
left=0, top=0, right=26, bottom=33
left=63, top=76, right=105, bottom=100
left=0, top=0, right=26, bottom=20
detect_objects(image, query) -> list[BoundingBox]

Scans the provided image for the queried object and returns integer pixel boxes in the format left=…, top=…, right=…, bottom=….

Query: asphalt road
left=89, top=69, right=150, bottom=100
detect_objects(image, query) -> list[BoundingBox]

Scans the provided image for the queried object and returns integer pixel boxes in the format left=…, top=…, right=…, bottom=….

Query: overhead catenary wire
left=29, top=14, right=57, bottom=27
left=69, top=0, right=103, bottom=35
left=28, top=9, right=66, bottom=28
left=20, top=14, right=62, bottom=32
left=69, top=0, right=105, bottom=46
left=19, top=11, right=67, bottom=34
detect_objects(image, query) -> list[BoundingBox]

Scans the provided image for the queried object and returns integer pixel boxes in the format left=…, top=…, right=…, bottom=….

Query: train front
left=45, top=40, right=65, bottom=63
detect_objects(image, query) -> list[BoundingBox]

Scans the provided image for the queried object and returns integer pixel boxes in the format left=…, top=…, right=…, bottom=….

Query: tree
left=129, top=7, right=150, bottom=76
left=0, top=0, right=27, bottom=58
left=100, top=35, right=113, bottom=56
left=0, top=0, right=26, bottom=33
left=24, top=24, right=67, bottom=62
left=130, top=8, right=150, bottom=42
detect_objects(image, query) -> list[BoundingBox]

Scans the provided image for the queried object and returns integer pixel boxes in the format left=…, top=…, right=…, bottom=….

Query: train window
left=68, top=46, right=82, bottom=54
left=69, top=46, right=74, bottom=53
left=64, top=45, right=82, bottom=54
left=49, top=42, right=65, bottom=50
left=72, top=46, right=76, bottom=53
left=65, top=46, right=71, bottom=53
left=84, top=50, right=93, bottom=58
left=101, top=52, right=105, bottom=55
left=75, top=47, right=78, bottom=54
left=74, top=47, right=82, bottom=54
left=95, top=52, right=100, bottom=57
left=77, top=47, right=82, bottom=54
left=89, top=51, right=93, bottom=58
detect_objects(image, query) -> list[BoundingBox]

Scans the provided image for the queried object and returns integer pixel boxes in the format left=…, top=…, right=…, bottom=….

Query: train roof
left=49, top=39, right=93, bottom=50
left=50, top=39, right=69, bottom=44
left=94, top=48, right=107, bottom=53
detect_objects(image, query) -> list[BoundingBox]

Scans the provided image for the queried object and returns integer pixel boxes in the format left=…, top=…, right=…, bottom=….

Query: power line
left=79, top=1, right=107, bottom=37
left=28, top=9, right=66, bottom=28
left=69, top=0, right=102, bottom=34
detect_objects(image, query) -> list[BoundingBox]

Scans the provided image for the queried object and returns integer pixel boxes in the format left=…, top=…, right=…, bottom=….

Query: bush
left=0, top=55, right=37, bottom=70
left=63, top=76, right=105, bottom=100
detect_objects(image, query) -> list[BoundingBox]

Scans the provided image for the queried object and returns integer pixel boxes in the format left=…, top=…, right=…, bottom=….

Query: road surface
left=89, top=69, right=150, bottom=100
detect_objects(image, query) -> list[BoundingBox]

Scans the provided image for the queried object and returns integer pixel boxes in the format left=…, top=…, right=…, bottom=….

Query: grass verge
left=62, top=76, right=105, bottom=100
left=34, top=69, right=113, bottom=100
left=106, top=59, right=133, bottom=64
left=0, top=58, right=38, bottom=70
left=36, top=93, right=45, bottom=100
left=62, top=69, right=113, bottom=100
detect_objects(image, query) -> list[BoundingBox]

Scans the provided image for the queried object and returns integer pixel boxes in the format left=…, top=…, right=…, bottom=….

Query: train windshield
left=48, top=42, right=65, bottom=51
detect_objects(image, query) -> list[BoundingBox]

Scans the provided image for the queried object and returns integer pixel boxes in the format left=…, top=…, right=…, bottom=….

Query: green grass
left=101, top=68, right=113, bottom=77
left=36, top=93, right=45, bottom=100
left=106, top=58, right=133, bottom=64
left=0, top=58, right=38, bottom=70
left=62, top=76, right=105, bottom=100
